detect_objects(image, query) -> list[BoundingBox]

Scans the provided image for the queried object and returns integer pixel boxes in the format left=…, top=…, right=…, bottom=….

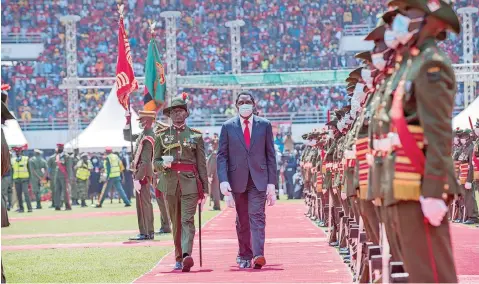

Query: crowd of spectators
left=1, top=0, right=478, bottom=123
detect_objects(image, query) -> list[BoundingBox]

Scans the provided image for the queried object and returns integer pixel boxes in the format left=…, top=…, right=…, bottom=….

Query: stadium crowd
left=2, top=0, right=478, bottom=123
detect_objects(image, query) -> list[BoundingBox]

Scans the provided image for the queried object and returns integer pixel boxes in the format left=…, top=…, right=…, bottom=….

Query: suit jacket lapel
left=249, top=115, right=259, bottom=149
left=233, top=116, right=247, bottom=150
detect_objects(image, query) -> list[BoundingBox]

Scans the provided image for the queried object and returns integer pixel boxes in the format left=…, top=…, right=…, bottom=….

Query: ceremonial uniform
left=154, top=95, right=208, bottom=271
left=12, top=150, right=32, bottom=213
left=29, top=150, right=47, bottom=209
left=70, top=149, right=80, bottom=205
left=458, top=130, right=478, bottom=224
left=47, top=153, right=58, bottom=208
left=124, top=111, right=156, bottom=240
left=154, top=122, right=172, bottom=234
left=382, top=0, right=461, bottom=281
left=54, top=145, right=73, bottom=211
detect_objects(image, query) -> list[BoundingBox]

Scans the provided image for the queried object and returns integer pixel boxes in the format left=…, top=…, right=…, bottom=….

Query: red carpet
left=135, top=203, right=353, bottom=283
left=451, top=224, right=479, bottom=283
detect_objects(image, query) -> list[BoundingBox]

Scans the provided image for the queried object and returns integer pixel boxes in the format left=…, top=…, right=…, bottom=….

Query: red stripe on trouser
left=423, top=217, right=439, bottom=283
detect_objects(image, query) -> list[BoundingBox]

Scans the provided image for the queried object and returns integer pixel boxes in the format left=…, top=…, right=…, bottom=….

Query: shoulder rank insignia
left=190, top=127, right=202, bottom=134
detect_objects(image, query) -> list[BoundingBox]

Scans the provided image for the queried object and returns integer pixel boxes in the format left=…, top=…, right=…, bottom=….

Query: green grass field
left=1, top=196, right=298, bottom=283
left=1, top=198, right=222, bottom=283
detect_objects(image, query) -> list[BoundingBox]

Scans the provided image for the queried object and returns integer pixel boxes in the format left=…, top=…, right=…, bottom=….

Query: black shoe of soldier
left=55, top=207, right=61, bottom=211
left=124, top=204, right=132, bottom=207
left=36, top=204, right=42, bottom=210
left=27, top=209, right=33, bottom=213
left=157, top=228, right=171, bottom=235
left=129, top=234, right=150, bottom=241
left=174, top=262, right=183, bottom=270
left=463, top=219, right=475, bottom=225
left=81, top=200, right=87, bottom=207
left=329, top=241, right=339, bottom=247
left=182, top=255, right=194, bottom=272
left=93, top=204, right=102, bottom=208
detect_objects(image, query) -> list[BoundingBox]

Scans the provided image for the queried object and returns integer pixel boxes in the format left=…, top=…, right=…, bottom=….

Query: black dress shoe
left=93, top=204, right=102, bottom=208
left=124, top=204, right=132, bottom=207
left=253, top=255, right=266, bottom=269
left=55, top=207, right=61, bottom=211
left=182, top=256, right=194, bottom=272
left=329, top=241, right=339, bottom=247
left=27, top=209, right=33, bottom=213
left=239, top=260, right=251, bottom=269
left=174, top=262, right=183, bottom=270
left=463, top=219, right=476, bottom=225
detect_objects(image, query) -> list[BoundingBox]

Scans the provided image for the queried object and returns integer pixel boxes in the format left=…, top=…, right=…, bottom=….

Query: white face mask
left=460, top=138, right=467, bottom=144
left=92, top=158, right=98, bottom=163
left=371, top=51, right=387, bottom=71
left=454, top=137, right=459, bottom=145
left=475, top=128, right=479, bottom=136
left=392, top=14, right=423, bottom=45
left=238, top=104, right=253, bottom=117
left=384, top=29, right=399, bottom=49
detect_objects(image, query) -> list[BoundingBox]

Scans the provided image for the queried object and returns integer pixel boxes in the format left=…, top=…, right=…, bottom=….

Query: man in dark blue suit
left=217, top=92, right=277, bottom=269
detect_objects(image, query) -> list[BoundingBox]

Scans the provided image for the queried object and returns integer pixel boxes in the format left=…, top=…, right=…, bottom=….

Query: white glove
left=198, top=195, right=207, bottom=207
left=267, top=193, right=276, bottom=206
left=266, top=184, right=275, bottom=198
left=465, top=182, right=472, bottom=190
left=322, top=189, right=327, bottom=195
left=341, top=192, right=347, bottom=200
left=208, top=177, right=213, bottom=184
left=220, top=182, right=232, bottom=196
left=366, top=153, right=374, bottom=166
left=225, top=195, right=235, bottom=208
left=333, top=188, right=337, bottom=194
left=419, top=196, right=448, bottom=227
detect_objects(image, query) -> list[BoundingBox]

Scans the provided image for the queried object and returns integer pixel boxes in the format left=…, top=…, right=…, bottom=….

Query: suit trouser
left=392, top=201, right=457, bottom=283
left=464, top=184, right=479, bottom=220
left=166, top=184, right=198, bottom=262
left=14, top=179, right=31, bottom=211
left=233, top=175, right=267, bottom=260
left=156, top=195, right=171, bottom=232
left=135, top=182, right=154, bottom=236
left=99, top=177, right=130, bottom=205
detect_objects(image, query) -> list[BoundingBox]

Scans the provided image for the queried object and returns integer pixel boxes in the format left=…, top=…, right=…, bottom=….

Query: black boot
left=36, top=201, right=42, bottom=209
left=81, top=200, right=87, bottom=207
left=72, top=199, right=79, bottom=206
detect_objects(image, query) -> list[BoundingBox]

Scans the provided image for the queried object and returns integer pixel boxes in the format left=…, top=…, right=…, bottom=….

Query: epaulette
left=190, top=128, right=202, bottom=134
left=157, top=127, right=169, bottom=134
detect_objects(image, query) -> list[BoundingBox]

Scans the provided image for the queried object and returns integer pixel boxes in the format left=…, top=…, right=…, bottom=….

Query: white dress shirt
left=240, top=115, right=253, bottom=136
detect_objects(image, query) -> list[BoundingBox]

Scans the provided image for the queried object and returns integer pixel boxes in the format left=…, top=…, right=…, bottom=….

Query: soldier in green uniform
left=47, top=149, right=58, bottom=208
left=75, top=153, right=93, bottom=208
left=459, top=129, right=478, bottom=224
left=11, top=147, right=32, bottom=213
left=70, top=148, right=80, bottom=206
left=207, top=136, right=221, bottom=210
left=154, top=94, right=208, bottom=272
left=29, top=149, right=47, bottom=209
left=124, top=111, right=156, bottom=240
left=382, top=0, right=461, bottom=281
left=54, top=143, right=73, bottom=211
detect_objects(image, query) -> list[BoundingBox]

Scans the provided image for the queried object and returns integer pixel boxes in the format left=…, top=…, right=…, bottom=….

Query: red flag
left=115, top=17, right=138, bottom=110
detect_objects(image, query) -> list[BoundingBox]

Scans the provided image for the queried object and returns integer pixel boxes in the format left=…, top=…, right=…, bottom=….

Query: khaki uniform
left=54, top=153, right=73, bottom=210
left=124, top=127, right=155, bottom=237
left=385, top=38, right=460, bottom=283
left=154, top=125, right=208, bottom=262
left=47, top=154, right=58, bottom=207
left=70, top=153, right=80, bottom=202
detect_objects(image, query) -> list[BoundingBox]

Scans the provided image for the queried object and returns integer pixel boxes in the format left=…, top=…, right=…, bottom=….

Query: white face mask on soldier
left=239, top=104, right=253, bottom=117
left=372, top=52, right=387, bottom=71
left=460, top=138, right=467, bottom=144
left=384, top=29, right=399, bottom=49
left=454, top=137, right=459, bottom=145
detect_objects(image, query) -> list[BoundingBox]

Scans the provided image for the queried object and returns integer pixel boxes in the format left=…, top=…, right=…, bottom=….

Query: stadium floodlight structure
left=458, top=7, right=478, bottom=107
left=58, top=15, right=81, bottom=149
left=225, top=19, right=245, bottom=100
left=160, top=11, right=181, bottom=100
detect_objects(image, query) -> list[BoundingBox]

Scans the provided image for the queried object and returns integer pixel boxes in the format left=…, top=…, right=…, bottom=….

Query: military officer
left=12, top=147, right=32, bottom=213
left=459, top=129, right=478, bottom=224
left=47, top=149, right=58, bottom=208
left=154, top=93, right=208, bottom=272
left=29, top=149, right=47, bottom=209
left=206, top=135, right=221, bottom=210
left=381, top=0, right=461, bottom=281
left=54, top=143, right=73, bottom=211
left=75, top=153, right=93, bottom=207
left=154, top=121, right=172, bottom=235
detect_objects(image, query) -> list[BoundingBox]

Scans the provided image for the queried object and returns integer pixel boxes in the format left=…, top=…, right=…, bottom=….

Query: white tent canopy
left=2, top=118, right=28, bottom=148
left=65, top=86, right=141, bottom=152
left=453, top=96, right=479, bottom=130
